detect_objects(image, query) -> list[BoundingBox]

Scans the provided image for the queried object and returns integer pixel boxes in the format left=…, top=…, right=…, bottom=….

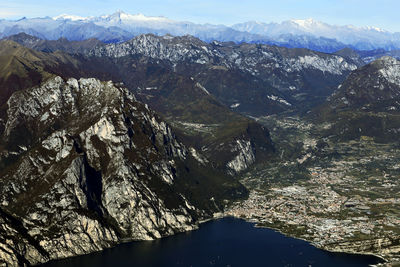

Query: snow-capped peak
left=98, top=10, right=125, bottom=21
left=291, top=18, right=318, bottom=27
left=53, top=14, right=89, bottom=21
left=120, top=13, right=170, bottom=22
left=2, top=11, right=400, bottom=52
left=98, top=10, right=171, bottom=23
left=289, top=18, right=329, bottom=33
left=365, top=26, right=387, bottom=33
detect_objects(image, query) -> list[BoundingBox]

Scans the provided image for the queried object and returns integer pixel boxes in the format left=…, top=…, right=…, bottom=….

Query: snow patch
left=267, top=95, right=292, bottom=106
left=195, top=83, right=210, bottom=95
left=189, top=147, right=208, bottom=165
left=53, top=14, right=89, bottom=21
left=378, top=58, right=400, bottom=86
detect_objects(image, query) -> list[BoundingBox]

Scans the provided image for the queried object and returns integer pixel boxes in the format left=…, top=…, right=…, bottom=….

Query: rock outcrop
left=0, top=76, right=246, bottom=266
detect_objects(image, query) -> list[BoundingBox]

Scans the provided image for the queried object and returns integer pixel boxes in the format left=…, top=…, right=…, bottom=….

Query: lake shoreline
left=41, top=215, right=385, bottom=267
left=251, top=220, right=388, bottom=265
left=211, top=214, right=387, bottom=265
left=200, top=213, right=386, bottom=266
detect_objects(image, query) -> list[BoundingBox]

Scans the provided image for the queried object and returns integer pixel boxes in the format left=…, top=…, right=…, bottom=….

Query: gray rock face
left=89, top=34, right=358, bottom=76
left=87, top=34, right=359, bottom=114
left=226, top=140, right=255, bottom=175
left=0, top=76, right=244, bottom=266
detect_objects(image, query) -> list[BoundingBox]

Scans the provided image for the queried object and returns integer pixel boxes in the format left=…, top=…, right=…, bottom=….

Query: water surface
left=43, top=217, right=383, bottom=266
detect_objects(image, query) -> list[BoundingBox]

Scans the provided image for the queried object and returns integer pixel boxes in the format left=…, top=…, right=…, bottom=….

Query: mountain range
left=4, top=33, right=360, bottom=115
left=0, top=40, right=252, bottom=265
left=1, top=25, right=400, bottom=265
left=1, top=11, right=400, bottom=52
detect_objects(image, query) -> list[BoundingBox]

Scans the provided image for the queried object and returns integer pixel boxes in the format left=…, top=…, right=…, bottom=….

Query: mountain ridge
left=1, top=11, right=400, bottom=52
left=0, top=35, right=277, bottom=176
left=85, top=33, right=359, bottom=115
left=314, top=56, right=400, bottom=142
left=0, top=75, right=248, bottom=266
left=2, top=12, right=400, bottom=266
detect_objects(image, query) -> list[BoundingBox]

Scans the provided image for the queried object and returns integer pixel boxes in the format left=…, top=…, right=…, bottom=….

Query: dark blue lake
left=42, top=217, right=383, bottom=267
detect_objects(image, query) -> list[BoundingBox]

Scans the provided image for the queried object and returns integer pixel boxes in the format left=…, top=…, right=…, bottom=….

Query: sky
left=1, top=0, right=400, bottom=32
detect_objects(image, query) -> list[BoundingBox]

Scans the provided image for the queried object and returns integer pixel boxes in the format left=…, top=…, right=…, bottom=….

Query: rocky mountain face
left=86, top=34, right=359, bottom=115
left=130, top=69, right=274, bottom=175
left=2, top=33, right=362, bottom=114
left=0, top=32, right=368, bottom=266
left=0, top=36, right=276, bottom=176
left=316, top=56, right=400, bottom=141
left=3, top=33, right=358, bottom=174
left=0, top=76, right=247, bottom=266
left=68, top=54, right=275, bottom=175
left=0, top=33, right=362, bottom=174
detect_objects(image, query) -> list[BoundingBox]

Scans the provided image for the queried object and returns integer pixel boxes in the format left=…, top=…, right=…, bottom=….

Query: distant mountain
left=316, top=56, right=400, bottom=142
left=5, top=32, right=360, bottom=115
left=6, top=32, right=362, bottom=116
left=1, top=11, right=400, bottom=52
left=332, top=47, right=400, bottom=65
left=357, top=49, right=400, bottom=63
left=329, top=56, right=400, bottom=110
left=233, top=19, right=400, bottom=51
left=86, top=34, right=359, bottom=114
left=0, top=11, right=265, bottom=44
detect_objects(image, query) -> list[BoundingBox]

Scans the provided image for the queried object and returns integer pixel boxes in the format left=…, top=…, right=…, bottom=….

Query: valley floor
left=226, top=115, right=400, bottom=266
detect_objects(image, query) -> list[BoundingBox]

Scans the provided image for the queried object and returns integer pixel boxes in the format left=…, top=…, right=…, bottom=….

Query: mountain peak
left=53, top=14, right=89, bottom=21
left=376, top=55, right=399, bottom=64
left=291, top=18, right=318, bottom=26
left=291, top=18, right=317, bottom=25
left=2, top=12, right=399, bottom=52
left=98, top=10, right=171, bottom=23
left=365, top=25, right=387, bottom=33
left=328, top=55, right=400, bottom=110
left=110, top=10, right=128, bottom=18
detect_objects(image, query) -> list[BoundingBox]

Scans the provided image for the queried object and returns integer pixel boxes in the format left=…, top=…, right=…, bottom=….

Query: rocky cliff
left=86, top=34, right=360, bottom=114
left=0, top=76, right=246, bottom=266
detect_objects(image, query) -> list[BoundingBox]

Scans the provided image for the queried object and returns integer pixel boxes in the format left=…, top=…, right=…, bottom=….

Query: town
left=227, top=116, right=400, bottom=265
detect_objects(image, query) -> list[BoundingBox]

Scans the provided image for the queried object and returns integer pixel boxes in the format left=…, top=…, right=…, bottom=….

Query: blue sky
left=1, top=0, right=400, bottom=32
